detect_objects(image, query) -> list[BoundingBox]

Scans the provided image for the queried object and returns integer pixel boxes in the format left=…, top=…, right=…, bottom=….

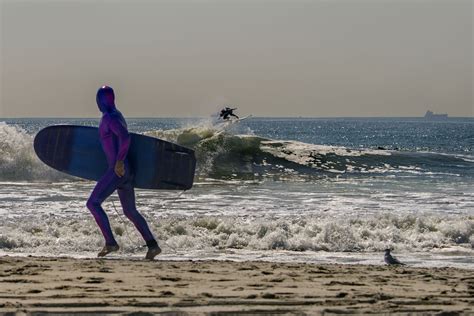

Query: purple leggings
left=86, top=166, right=154, bottom=246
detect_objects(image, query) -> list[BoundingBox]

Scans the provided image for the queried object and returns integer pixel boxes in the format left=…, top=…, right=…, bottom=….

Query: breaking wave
left=145, top=123, right=474, bottom=180
left=0, top=122, right=73, bottom=182
left=1, top=121, right=473, bottom=182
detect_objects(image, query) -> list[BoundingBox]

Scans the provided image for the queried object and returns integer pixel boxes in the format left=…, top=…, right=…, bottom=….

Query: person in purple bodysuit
left=87, top=85, right=161, bottom=260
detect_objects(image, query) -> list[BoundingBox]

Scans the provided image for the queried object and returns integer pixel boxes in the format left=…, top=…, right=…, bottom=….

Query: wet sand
left=0, top=256, right=472, bottom=315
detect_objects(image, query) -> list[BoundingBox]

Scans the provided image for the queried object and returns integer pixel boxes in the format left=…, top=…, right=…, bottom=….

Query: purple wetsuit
left=87, top=86, right=157, bottom=248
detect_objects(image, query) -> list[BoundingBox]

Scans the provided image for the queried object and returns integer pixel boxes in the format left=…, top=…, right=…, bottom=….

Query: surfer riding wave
left=219, top=106, right=239, bottom=121
left=86, top=86, right=161, bottom=259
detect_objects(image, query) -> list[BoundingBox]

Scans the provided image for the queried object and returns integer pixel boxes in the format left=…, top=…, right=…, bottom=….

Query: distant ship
left=424, top=110, right=448, bottom=120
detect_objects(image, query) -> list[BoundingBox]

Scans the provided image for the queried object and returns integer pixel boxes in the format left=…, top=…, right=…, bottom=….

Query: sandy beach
left=0, top=256, right=472, bottom=315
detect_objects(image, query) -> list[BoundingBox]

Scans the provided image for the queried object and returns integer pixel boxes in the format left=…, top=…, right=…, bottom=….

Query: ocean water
left=0, top=117, right=473, bottom=268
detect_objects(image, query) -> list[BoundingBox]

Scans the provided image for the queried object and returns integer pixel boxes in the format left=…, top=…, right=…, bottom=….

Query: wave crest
left=2, top=121, right=473, bottom=182
left=155, top=125, right=473, bottom=180
left=0, top=122, right=69, bottom=182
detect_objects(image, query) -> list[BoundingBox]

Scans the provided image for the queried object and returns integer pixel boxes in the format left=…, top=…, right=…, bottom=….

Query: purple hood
left=96, top=86, right=116, bottom=113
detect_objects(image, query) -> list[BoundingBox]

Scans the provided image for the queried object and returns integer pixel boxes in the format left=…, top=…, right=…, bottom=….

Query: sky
left=0, top=0, right=472, bottom=118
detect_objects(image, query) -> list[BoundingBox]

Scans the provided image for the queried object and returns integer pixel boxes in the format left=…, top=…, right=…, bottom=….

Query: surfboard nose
left=34, top=126, right=74, bottom=172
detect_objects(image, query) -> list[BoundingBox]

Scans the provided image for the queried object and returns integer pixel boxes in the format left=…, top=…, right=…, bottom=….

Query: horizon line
left=1, top=115, right=473, bottom=120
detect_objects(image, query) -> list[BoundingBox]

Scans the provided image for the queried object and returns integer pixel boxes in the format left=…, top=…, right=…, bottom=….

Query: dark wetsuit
left=86, top=86, right=157, bottom=248
left=219, top=107, right=239, bottom=120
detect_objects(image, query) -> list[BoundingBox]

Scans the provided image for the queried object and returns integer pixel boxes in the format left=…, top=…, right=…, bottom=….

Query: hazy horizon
left=1, top=114, right=473, bottom=119
left=1, top=0, right=473, bottom=118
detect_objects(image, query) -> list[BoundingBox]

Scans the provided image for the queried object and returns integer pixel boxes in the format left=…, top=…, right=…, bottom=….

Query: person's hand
left=115, top=160, right=125, bottom=177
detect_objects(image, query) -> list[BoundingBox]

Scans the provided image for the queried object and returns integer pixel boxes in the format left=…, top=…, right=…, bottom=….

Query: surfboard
left=214, top=115, right=252, bottom=134
left=34, top=125, right=196, bottom=190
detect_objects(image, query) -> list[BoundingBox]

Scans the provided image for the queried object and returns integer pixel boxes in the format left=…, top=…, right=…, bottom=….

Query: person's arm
left=109, top=116, right=131, bottom=177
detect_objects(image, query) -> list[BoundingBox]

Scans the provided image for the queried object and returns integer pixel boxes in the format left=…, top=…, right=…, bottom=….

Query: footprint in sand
left=27, top=289, right=42, bottom=294
left=201, top=292, right=213, bottom=298
left=160, top=276, right=181, bottom=282
left=85, top=277, right=105, bottom=284
left=261, top=293, right=277, bottom=299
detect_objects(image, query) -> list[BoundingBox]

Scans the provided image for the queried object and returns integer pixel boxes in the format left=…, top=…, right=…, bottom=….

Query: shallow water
left=0, top=117, right=473, bottom=268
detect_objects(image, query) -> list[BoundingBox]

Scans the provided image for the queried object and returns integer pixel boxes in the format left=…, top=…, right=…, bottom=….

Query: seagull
left=384, top=249, right=405, bottom=265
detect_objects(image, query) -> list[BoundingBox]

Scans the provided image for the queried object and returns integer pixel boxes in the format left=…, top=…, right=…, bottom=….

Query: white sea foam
left=0, top=122, right=68, bottom=182
left=1, top=210, right=472, bottom=259
left=1, top=179, right=472, bottom=263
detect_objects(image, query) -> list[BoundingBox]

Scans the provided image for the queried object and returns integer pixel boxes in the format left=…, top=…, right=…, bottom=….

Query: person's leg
left=117, top=184, right=157, bottom=243
left=117, top=183, right=161, bottom=259
left=86, top=169, right=122, bottom=248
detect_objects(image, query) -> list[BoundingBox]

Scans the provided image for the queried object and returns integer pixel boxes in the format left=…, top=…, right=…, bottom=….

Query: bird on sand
left=384, top=249, right=405, bottom=265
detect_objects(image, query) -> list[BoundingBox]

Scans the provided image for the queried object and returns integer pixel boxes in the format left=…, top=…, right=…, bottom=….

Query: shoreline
left=0, top=255, right=472, bottom=315
left=1, top=249, right=473, bottom=271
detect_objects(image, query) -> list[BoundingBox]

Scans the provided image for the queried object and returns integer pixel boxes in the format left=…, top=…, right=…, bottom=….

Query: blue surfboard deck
left=34, top=125, right=196, bottom=190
